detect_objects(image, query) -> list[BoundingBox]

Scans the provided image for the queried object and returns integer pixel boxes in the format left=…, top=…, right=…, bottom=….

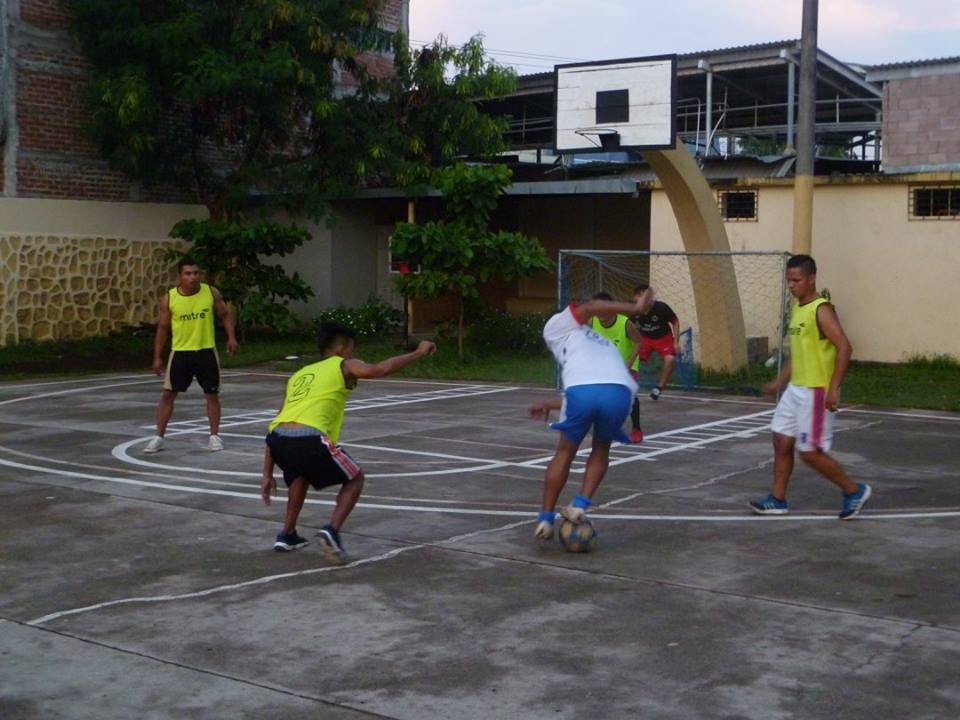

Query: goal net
left=558, top=250, right=791, bottom=391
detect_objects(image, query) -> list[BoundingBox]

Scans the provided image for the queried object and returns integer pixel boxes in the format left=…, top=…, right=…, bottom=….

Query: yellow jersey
left=268, top=356, right=352, bottom=442
left=788, top=297, right=837, bottom=388
left=169, top=284, right=215, bottom=351
left=591, top=315, right=639, bottom=370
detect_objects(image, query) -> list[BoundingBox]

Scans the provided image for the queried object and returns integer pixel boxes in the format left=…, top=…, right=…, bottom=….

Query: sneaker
left=273, top=531, right=309, bottom=552
left=650, top=386, right=662, bottom=401
left=206, top=434, right=224, bottom=452
left=560, top=505, right=586, bottom=524
left=143, top=435, right=164, bottom=454
left=317, top=525, right=348, bottom=564
left=839, top=483, right=872, bottom=520
left=749, top=493, right=789, bottom=515
left=534, top=520, right=555, bottom=540
left=630, top=427, right=644, bottom=444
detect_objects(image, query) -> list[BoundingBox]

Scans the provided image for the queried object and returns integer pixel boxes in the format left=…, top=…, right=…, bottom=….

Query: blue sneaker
left=317, top=525, right=348, bottom=564
left=839, top=483, right=872, bottom=520
left=273, top=531, right=308, bottom=552
left=749, top=493, right=789, bottom=515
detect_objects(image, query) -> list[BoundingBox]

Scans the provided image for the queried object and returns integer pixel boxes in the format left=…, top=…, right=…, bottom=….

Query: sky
left=409, top=0, right=960, bottom=72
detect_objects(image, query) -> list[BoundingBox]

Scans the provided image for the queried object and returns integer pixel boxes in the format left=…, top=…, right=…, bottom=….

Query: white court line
left=519, top=409, right=775, bottom=469
left=0, top=378, right=160, bottom=407
left=26, top=516, right=536, bottom=626
left=4, top=456, right=959, bottom=524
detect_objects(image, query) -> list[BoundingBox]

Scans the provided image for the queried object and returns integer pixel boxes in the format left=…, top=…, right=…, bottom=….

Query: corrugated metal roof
left=867, top=56, right=960, bottom=71
left=519, top=40, right=801, bottom=80
left=676, top=39, right=798, bottom=59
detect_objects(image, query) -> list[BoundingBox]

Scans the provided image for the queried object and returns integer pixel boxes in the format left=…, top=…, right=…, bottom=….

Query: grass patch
left=2, top=331, right=957, bottom=411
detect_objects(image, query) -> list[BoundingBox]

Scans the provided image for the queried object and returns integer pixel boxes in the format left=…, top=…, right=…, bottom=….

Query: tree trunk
left=458, top=295, right=465, bottom=360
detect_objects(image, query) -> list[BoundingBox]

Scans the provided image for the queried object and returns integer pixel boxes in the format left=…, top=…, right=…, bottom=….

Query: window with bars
left=910, top=186, right=960, bottom=220
left=718, top=190, right=758, bottom=221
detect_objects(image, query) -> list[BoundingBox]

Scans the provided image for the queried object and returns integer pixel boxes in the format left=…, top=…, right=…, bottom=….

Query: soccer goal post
left=558, top=249, right=791, bottom=390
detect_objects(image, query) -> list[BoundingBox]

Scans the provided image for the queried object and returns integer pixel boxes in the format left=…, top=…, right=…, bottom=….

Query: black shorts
left=266, top=429, right=361, bottom=490
left=164, top=348, right=220, bottom=394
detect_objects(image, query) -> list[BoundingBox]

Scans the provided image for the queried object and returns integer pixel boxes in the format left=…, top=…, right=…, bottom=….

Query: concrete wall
left=651, top=178, right=960, bottom=362
left=0, top=198, right=206, bottom=344
left=516, top=193, right=651, bottom=311
left=883, top=73, right=960, bottom=171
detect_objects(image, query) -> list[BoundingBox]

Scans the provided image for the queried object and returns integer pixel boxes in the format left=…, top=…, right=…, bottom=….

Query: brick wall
left=5, top=0, right=410, bottom=202
left=883, top=73, right=960, bottom=170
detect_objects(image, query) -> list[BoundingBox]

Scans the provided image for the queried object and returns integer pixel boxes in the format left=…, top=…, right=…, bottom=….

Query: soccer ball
left=558, top=518, right=597, bottom=553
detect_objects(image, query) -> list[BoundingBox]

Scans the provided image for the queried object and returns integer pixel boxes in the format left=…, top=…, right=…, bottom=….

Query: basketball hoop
left=574, top=128, right=622, bottom=151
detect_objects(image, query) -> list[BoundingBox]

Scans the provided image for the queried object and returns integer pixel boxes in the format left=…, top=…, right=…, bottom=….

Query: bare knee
left=772, top=434, right=794, bottom=456
left=798, top=449, right=823, bottom=466
left=345, top=472, right=365, bottom=492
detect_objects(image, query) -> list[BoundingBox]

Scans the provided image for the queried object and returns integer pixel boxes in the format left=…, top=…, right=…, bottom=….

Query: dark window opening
left=912, top=187, right=960, bottom=219
left=719, top=190, right=758, bottom=221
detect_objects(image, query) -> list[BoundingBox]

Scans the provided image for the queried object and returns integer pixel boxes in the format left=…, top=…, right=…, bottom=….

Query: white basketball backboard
left=554, top=55, right=677, bottom=153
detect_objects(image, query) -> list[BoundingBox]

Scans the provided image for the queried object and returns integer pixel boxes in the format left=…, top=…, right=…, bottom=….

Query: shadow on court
left=1, top=370, right=959, bottom=719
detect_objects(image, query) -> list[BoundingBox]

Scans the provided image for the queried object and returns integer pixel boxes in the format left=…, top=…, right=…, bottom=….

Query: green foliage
left=390, top=163, right=552, bottom=357
left=169, top=219, right=313, bottom=330
left=66, top=0, right=399, bottom=219
left=377, top=36, right=518, bottom=191
left=391, top=164, right=552, bottom=301
left=466, top=310, right=550, bottom=356
left=313, top=296, right=404, bottom=340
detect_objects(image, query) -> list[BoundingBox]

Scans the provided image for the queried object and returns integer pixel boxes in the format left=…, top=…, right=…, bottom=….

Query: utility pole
left=793, top=0, right=818, bottom=255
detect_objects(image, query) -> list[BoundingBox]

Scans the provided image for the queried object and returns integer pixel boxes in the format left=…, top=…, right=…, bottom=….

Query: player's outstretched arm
left=343, top=340, right=436, bottom=381
left=211, top=286, right=239, bottom=355
left=529, top=395, right=562, bottom=421
left=152, top=294, right=171, bottom=375
left=576, top=288, right=655, bottom=322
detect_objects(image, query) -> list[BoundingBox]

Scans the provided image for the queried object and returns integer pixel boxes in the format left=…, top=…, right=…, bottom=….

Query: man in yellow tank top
left=144, top=259, right=238, bottom=454
left=749, top=255, right=871, bottom=519
left=261, top=321, right=435, bottom=559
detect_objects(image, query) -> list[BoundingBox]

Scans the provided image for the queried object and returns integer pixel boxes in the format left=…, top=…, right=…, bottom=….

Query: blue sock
left=572, top=494, right=592, bottom=510
left=537, top=510, right=556, bottom=523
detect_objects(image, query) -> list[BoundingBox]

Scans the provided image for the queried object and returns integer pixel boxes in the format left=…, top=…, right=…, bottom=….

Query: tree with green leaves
left=390, top=164, right=553, bottom=359
left=69, top=1, right=520, bottom=331
left=68, top=0, right=397, bottom=329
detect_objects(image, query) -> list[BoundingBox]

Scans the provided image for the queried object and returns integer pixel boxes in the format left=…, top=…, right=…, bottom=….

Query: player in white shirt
left=529, top=289, right=655, bottom=540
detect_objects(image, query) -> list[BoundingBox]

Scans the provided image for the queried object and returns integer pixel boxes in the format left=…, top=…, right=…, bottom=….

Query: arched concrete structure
left=644, top=140, right=748, bottom=370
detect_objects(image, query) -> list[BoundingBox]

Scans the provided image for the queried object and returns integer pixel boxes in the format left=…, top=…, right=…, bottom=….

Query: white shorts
left=771, top=383, right=835, bottom=452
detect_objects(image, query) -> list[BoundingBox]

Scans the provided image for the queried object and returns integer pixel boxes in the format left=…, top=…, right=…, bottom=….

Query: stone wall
left=0, top=234, right=180, bottom=345
left=883, top=73, right=960, bottom=170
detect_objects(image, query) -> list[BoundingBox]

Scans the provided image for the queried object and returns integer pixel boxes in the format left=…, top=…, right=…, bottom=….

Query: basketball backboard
left=554, top=55, right=677, bottom=153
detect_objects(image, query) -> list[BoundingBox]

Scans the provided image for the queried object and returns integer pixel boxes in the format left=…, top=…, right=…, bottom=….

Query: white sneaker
left=560, top=505, right=586, bottom=524
left=143, top=436, right=164, bottom=454
left=534, top=521, right=555, bottom=540
left=206, top=435, right=224, bottom=452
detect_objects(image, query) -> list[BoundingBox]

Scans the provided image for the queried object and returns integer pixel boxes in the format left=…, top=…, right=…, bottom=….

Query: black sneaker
left=274, top=531, right=309, bottom=552
left=317, top=525, right=348, bottom=564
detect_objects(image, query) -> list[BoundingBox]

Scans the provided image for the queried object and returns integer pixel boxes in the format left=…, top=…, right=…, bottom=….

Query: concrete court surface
left=1, top=369, right=959, bottom=720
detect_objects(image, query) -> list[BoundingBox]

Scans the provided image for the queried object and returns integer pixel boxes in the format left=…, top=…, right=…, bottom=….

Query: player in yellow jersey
left=145, top=259, right=238, bottom=454
left=261, top=322, right=435, bottom=560
left=749, top=254, right=871, bottom=519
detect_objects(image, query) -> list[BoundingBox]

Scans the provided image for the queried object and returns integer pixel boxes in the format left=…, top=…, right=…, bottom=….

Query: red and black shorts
left=266, top=427, right=361, bottom=490
left=164, top=348, right=220, bottom=394
left=638, top=334, right=676, bottom=362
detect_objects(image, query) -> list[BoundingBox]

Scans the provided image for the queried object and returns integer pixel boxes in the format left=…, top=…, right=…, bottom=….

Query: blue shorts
left=550, top=384, right=633, bottom=445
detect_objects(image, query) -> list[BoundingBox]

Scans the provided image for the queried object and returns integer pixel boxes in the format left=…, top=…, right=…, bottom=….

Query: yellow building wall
left=0, top=199, right=207, bottom=345
left=651, top=181, right=960, bottom=363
